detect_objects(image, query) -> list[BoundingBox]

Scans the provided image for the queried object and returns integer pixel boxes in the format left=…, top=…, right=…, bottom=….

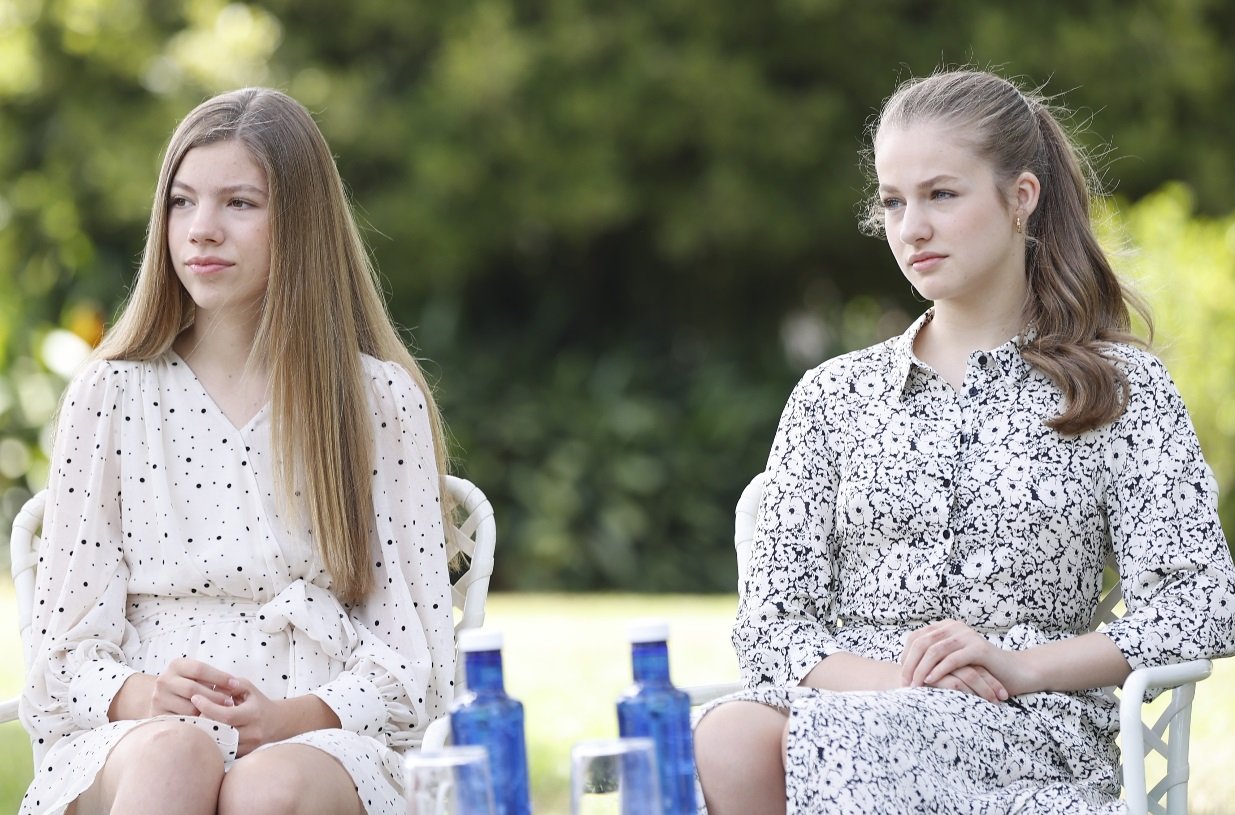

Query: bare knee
left=220, top=750, right=304, bottom=815
left=73, top=720, right=223, bottom=815
left=111, top=719, right=224, bottom=771
left=220, top=745, right=361, bottom=815
left=695, top=701, right=788, bottom=815
left=695, top=701, right=787, bottom=770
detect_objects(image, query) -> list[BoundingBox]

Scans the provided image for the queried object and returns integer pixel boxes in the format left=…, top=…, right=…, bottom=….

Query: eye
left=930, top=189, right=956, bottom=201
left=880, top=197, right=903, bottom=211
left=229, top=198, right=256, bottom=209
left=169, top=195, right=190, bottom=209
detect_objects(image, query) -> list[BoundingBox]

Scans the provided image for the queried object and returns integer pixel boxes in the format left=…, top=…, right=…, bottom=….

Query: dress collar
left=889, top=309, right=1034, bottom=401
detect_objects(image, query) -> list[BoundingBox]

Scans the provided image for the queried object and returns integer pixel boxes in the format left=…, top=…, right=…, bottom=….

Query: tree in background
left=2, top=0, right=1233, bottom=589
left=1108, top=185, right=1235, bottom=533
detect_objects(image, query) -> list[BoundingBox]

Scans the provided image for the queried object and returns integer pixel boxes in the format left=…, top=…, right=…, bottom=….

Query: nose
left=187, top=204, right=223, bottom=244
left=897, top=202, right=931, bottom=245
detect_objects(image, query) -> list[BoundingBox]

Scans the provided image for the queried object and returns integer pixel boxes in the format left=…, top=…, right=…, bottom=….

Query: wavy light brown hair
left=95, top=88, right=450, bottom=603
left=862, top=69, right=1151, bottom=434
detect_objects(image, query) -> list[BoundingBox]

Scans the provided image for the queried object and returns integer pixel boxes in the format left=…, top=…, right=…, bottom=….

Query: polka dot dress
left=20, top=352, right=455, bottom=815
left=699, top=312, right=1235, bottom=813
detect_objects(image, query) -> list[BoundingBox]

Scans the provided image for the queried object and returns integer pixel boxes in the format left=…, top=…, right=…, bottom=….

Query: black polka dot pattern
left=20, top=353, right=455, bottom=814
left=707, top=312, right=1235, bottom=811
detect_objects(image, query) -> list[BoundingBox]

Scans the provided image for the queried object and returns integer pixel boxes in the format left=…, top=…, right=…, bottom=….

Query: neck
left=175, top=308, right=262, bottom=372
left=924, top=301, right=1026, bottom=354
left=914, top=298, right=1027, bottom=392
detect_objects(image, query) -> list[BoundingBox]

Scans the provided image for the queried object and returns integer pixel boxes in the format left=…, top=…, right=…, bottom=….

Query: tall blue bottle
left=450, top=629, right=532, bottom=815
left=616, top=620, right=698, bottom=815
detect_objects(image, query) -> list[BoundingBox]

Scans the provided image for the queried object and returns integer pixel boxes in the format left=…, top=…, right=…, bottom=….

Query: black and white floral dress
left=707, top=313, right=1235, bottom=813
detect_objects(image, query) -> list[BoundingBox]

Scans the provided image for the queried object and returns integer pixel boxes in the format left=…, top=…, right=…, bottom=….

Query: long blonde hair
left=863, top=69, right=1151, bottom=434
left=96, top=87, right=450, bottom=604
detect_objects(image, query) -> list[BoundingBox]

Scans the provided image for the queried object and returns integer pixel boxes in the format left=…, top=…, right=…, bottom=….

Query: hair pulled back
left=864, top=69, right=1150, bottom=434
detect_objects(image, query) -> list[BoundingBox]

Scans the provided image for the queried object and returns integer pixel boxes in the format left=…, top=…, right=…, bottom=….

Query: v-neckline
left=167, top=349, right=270, bottom=434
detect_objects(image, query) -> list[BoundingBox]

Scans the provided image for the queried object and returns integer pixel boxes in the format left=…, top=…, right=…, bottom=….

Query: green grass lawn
left=1, top=589, right=1233, bottom=813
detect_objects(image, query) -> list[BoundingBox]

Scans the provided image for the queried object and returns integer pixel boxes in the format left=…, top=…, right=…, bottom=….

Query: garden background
left=1, top=0, right=1234, bottom=811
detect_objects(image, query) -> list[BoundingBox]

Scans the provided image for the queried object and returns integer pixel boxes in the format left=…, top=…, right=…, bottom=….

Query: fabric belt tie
left=257, top=578, right=359, bottom=664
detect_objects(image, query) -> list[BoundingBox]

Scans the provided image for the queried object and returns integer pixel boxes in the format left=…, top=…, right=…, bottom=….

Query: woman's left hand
left=901, top=620, right=1034, bottom=699
left=192, top=677, right=291, bottom=757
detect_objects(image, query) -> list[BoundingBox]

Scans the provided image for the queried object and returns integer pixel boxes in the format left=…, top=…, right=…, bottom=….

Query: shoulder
left=1102, top=342, right=1179, bottom=397
left=1102, top=341, right=1167, bottom=378
left=791, top=337, right=900, bottom=401
left=1101, top=341, right=1191, bottom=422
left=60, top=357, right=151, bottom=403
left=360, top=354, right=426, bottom=394
left=359, top=353, right=430, bottom=414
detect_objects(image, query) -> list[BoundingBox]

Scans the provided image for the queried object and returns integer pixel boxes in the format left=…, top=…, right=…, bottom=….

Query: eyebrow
left=170, top=180, right=268, bottom=197
left=878, top=174, right=961, bottom=193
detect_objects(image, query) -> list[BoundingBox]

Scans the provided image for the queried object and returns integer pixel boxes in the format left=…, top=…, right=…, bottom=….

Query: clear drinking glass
left=570, top=737, right=663, bottom=815
left=405, top=745, right=497, bottom=815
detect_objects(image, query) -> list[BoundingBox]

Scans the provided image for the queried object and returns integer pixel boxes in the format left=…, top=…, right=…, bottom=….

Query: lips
left=908, top=252, right=946, bottom=272
left=184, top=256, right=234, bottom=274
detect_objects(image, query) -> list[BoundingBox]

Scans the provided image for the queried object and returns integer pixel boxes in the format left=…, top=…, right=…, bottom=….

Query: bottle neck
left=631, top=640, right=671, bottom=683
left=463, top=649, right=506, bottom=692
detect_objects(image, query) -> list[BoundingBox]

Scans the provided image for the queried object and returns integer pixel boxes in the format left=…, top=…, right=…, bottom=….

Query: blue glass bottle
left=450, top=629, right=532, bottom=815
left=617, top=620, right=698, bottom=815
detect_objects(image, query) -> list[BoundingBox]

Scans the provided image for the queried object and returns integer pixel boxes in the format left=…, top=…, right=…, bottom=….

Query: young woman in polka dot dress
left=20, top=89, right=456, bottom=815
left=693, top=69, right=1235, bottom=814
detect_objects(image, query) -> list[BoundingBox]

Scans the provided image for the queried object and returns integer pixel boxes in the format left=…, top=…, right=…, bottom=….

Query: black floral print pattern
left=20, top=352, right=455, bottom=815
left=711, top=312, right=1235, bottom=813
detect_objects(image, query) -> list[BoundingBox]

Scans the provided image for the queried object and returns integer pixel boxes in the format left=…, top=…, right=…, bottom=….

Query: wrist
left=279, top=694, right=342, bottom=740
left=275, top=697, right=304, bottom=742
left=109, top=673, right=156, bottom=721
left=1007, top=649, right=1045, bottom=697
left=800, top=652, right=902, bottom=692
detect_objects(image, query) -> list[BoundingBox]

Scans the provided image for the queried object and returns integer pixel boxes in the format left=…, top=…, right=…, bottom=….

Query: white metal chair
left=689, top=472, right=1211, bottom=815
left=0, top=473, right=496, bottom=752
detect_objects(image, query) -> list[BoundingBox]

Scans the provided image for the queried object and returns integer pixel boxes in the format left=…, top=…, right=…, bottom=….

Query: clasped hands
left=147, top=657, right=289, bottom=756
left=899, top=619, right=1033, bottom=703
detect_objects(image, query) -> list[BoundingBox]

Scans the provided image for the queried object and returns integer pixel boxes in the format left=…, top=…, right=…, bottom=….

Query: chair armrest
left=685, top=681, right=743, bottom=708
left=0, top=697, right=18, bottom=725
left=421, top=714, right=451, bottom=751
left=1120, top=659, right=1211, bottom=815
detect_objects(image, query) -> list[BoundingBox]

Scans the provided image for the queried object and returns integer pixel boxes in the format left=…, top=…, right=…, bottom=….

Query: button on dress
left=20, top=352, right=455, bottom=815
left=704, top=313, right=1235, bottom=813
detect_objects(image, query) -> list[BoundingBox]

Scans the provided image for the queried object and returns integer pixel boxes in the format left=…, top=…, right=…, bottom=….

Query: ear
left=1014, top=171, right=1041, bottom=219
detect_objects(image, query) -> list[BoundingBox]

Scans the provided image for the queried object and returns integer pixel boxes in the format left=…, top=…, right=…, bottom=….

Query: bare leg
left=218, top=743, right=365, bottom=815
left=68, top=720, right=225, bottom=815
left=694, top=701, right=789, bottom=815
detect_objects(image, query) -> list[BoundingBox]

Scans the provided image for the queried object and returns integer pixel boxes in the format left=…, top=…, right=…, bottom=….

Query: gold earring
left=1015, top=215, right=1023, bottom=234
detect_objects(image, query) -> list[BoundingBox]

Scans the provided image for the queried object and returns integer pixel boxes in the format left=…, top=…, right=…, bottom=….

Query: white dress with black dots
left=699, top=313, right=1235, bottom=813
left=19, top=352, right=455, bottom=815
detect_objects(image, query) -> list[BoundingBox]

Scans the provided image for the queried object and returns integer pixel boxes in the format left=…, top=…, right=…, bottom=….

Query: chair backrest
left=3, top=475, right=496, bottom=718
left=441, top=475, right=498, bottom=688
left=10, top=490, right=43, bottom=669
left=733, top=472, right=766, bottom=598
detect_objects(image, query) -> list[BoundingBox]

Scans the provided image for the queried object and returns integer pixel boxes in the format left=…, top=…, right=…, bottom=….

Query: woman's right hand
left=150, top=658, right=240, bottom=716
left=900, top=620, right=1012, bottom=703
left=797, top=651, right=1007, bottom=703
left=920, top=664, right=1008, bottom=703
left=110, top=658, right=239, bottom=720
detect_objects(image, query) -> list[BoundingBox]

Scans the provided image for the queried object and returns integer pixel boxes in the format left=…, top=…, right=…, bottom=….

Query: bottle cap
left=628, top=619, right=670, bottom=643
left=458, top=628, right=504, bottom=652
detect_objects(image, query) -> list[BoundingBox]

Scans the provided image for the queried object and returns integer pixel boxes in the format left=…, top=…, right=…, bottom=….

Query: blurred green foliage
left=1107, top=185, right=1235, bottom=534
left=1, top=0, right=1233, bottom=590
